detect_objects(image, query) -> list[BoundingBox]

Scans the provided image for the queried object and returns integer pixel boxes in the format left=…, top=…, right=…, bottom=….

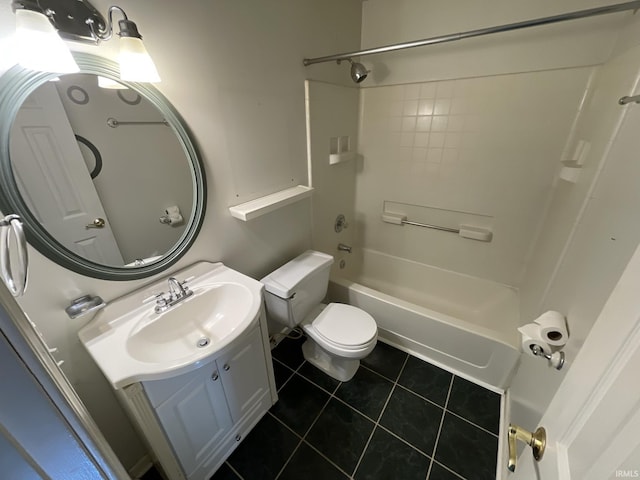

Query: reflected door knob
left=85, top=218, right=105, bottom=229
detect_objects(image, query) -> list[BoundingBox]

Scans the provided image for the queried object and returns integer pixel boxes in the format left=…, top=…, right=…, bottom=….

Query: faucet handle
left=143, top=292, right=165, bottom=304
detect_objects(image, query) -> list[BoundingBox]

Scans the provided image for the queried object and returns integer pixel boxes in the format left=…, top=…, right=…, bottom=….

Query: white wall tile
left=357, top=67, right=593, bottom=284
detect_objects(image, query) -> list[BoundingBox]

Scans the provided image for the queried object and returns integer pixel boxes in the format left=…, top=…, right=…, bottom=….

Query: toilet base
left=302, top=339, right=360, bottom=382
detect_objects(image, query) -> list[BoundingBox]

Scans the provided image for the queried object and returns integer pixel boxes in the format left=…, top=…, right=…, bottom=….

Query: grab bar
left=106, top=117, right=168, bottom=128
left=0, top=214, right=28, bottom=297
left=618, top=95, right=640, bottom=105
left=381, top=212, right=493, bottom=242
left=402, top=219, right=460, bottom=234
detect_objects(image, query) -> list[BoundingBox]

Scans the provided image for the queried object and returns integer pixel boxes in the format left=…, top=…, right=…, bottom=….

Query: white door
left=10, top=81, right=124, bottom=265
left=513, top=243, right=640, bottom=479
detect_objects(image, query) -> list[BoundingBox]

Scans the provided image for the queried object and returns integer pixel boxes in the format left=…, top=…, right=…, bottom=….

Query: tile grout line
left=273, top=437, right=305, bottom=480
left=272, top=357, right=296, bottom=393
left=274, top=348, right=499, bottom=480
left=445, top=408, right=500, bottom=439
left=273, top=378, right=337, bottom=480
left=430, top=459, right=468, bottom=480
left=223, top=461, right=244, bottom=480
left=302, top=439, right=358, bottom=479
left=350, top=354, right=411, bottom=478
left=272, top=351, right=363, bottom=478
left=266, top=410, right=306, bottom=480
left=427, top=375, right=463, bottom=480
left=394, top=381, right=448, bottom=410
left=393, top=382, right=500, bottom=439
left=273, top=348, right=497, bottom=480
left=375, top=423, right=433, bottom=458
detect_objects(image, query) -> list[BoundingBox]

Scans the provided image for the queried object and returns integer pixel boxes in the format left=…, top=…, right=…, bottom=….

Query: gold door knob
left=85, top=218, right=105, bottom=229
left=508, top=424, right=546, bottom=472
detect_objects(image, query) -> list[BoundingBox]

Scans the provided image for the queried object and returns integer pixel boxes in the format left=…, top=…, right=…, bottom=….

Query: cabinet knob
left=223, top=364, right=230, bottom=371
left=235, top=434, right=242, bottom=442
left=211, top=372, right=219, bottom=381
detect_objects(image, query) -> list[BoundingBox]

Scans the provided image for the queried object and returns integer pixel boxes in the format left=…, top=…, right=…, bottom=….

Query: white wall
left=511, top=36, right=640, bottom=429
left=0, top=0, right=362, bottom=471
left=360, top=0, right=633, bottom=86
left=306, top=81, right=360, bottom=277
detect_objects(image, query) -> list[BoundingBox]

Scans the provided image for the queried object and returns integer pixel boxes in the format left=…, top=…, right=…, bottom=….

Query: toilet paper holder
left=531, top=344, right=565, bottom=370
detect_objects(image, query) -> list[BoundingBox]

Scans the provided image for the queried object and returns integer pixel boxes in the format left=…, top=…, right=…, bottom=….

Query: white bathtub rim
left=332, top=277, right=520, bottom=350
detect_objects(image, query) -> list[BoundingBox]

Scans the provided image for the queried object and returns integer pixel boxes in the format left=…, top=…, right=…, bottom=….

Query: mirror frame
left=0, top=53, right=207, bottom=281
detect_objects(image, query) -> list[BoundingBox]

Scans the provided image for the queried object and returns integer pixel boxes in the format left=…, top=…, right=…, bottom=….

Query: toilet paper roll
left=167, top=213, right=183, bottom=226
left=165, top=206, right=181, bottom=216
left=518, top=323, right=551, bottom=358
left=533, top=310, right=568, bottom=347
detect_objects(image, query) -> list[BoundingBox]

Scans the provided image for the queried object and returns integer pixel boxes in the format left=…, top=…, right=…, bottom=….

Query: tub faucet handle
left=507, top=424, right=546, bottom=472
left=335, top=214, right=349, bottom=232
left=337, top=243, right=352, bottom=253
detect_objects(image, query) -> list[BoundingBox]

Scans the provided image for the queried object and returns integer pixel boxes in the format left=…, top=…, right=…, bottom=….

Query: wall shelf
left=229, top=185, right=314, bottom=221
left=329, top=151, right=356, bottom=165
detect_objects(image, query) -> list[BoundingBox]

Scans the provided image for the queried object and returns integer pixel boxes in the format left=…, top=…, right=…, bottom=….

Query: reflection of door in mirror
left=10, top=82, right=125, bottom=265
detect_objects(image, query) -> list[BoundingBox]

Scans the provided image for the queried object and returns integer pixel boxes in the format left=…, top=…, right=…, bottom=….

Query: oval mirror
left=0, top=53, right=206, bottom=280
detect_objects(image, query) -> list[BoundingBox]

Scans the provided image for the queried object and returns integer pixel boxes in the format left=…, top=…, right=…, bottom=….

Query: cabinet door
left=218, top=327, right=270, bottom=422
left=156, top=365, right=232, bottom=476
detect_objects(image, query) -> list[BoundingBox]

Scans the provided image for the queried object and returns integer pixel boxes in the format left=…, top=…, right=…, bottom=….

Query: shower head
left=348, top=59, right=369, bottom=83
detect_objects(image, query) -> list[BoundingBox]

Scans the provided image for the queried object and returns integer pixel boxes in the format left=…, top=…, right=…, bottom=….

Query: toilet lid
left=312, top=303, right=377, bottom=347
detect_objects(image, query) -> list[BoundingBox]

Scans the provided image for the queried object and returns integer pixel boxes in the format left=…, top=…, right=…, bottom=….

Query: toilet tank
left=261, top=250, right=334, bottom=328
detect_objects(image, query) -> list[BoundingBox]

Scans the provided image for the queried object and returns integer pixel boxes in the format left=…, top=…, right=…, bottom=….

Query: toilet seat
left=310, top=303, right=377, bottom=348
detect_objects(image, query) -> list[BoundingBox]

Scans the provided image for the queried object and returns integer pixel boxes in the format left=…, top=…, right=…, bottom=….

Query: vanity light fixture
left=14, top=6, right=80, bottom=73
left=12, top=0, right=160, bottom=83
left=85, top=5, right=161, bottom=83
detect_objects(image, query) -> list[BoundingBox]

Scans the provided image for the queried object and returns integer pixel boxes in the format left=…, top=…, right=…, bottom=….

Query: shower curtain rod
left=303, top=1, right=640, bottom=66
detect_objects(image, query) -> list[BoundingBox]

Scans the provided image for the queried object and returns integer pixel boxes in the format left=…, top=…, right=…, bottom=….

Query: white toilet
left=261, top=250, right=377, bottom=382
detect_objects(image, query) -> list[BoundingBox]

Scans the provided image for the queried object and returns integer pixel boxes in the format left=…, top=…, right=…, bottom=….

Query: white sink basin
left=78, top=262, right=264, bottom=388
left=126, top=283, right=253, bottom=363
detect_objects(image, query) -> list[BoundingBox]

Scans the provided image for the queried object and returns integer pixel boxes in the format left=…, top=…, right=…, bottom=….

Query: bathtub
left=327, top=249, right=520, bottom=390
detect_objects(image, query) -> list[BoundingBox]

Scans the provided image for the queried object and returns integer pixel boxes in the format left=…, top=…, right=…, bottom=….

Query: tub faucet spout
left=337, top=243, right=352, bottom=253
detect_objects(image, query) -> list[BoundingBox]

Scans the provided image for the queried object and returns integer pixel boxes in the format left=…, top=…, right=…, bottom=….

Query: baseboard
left=129, top=454, right=153, bottom=479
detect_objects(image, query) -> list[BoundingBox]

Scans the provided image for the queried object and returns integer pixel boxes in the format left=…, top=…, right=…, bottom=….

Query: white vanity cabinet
left=118, top=316, right=278, bottom=480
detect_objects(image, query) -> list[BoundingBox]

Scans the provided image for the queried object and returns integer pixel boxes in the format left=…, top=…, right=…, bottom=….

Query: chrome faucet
left=151, top=277, right=193, bottom=313
left=168, top=277, right=189, bottom=299
left=337, top=243, right=352, bottom=253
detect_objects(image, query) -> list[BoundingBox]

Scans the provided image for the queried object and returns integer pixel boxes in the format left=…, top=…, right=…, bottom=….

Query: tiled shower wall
left=356, top=67, right=594, bottom=286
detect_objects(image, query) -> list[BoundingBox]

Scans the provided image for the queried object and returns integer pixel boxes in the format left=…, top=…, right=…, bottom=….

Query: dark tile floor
left=210, top=337, right=501, bottom=480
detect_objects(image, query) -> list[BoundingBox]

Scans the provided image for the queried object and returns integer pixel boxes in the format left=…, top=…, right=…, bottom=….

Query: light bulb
left=118, top=36, right=160, bottom=83
left=15, top=9, right=79, bottom=74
